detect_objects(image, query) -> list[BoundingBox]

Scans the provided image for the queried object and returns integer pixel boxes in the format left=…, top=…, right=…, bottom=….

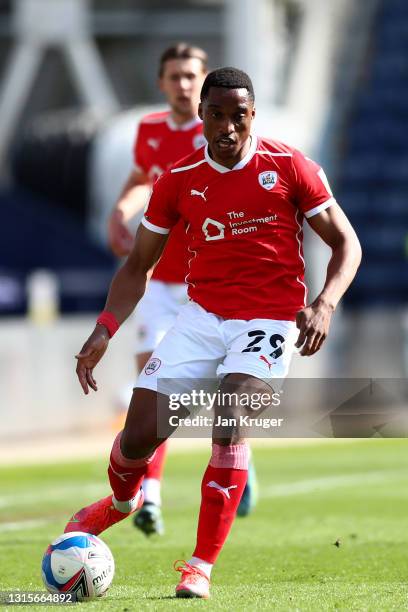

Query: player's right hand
left=295, top=298, right=333, bottom=356
left=75, top=325, right=110, bottom=394
left=108, top=210, right=134, bottom=258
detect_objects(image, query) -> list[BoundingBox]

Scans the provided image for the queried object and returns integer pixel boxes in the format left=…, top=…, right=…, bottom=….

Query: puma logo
left=207, top=481, right=238, bottom=499
left=147, top=138, right=161, bottom=150
left=191, top=186, right=208, bottom=201
left=109, top=462, right=133, bottom=482
left=260, top=355, right=274, bottom=371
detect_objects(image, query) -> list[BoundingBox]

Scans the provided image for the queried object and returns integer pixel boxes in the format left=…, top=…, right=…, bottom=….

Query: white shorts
left=135, top=301, right=298, bottom=396
left=133, top=279, right=188, bottom=354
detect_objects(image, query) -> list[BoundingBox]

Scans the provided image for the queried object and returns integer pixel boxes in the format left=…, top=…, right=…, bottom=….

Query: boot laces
left=174, top=560, right=208, bottom=583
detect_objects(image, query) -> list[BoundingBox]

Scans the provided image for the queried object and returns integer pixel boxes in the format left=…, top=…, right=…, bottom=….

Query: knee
left=222, top=373, right=273, bottom=410
left=120, top=388, right=162, bottom=458
left=120, top=429, right=155, bottom=460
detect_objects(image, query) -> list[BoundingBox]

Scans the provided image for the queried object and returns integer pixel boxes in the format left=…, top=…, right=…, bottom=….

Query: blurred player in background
left=107, top=44, right=257, bottom=536
left=66, top=67, right=361, bottom=598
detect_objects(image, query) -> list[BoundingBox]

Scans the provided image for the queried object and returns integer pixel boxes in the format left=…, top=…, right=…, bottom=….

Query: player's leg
left=176, top=319, right=297, bottom=598
left=64, top=387, right=172, bottom=536
left=134, top=442, right=166, bottom=535
left=65, top=383, right=190, bottom=536
left=236, top=451, right=259, bottom=517
left=65, top=327, right=186, bottom=537
left=133, top=281, right=188, bottom=535
left=65, top=302, right=224, bottom=539
left=232, top=319, right=297, bottom=518
left=133, top=281, right=171, bottom=512
left=134, top=352, right=167, bottom=535
left=175, top=374, right=268, bottom=599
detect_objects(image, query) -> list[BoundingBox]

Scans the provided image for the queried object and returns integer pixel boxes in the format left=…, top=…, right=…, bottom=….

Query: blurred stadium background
left=0, top=0, right=407, bottom=454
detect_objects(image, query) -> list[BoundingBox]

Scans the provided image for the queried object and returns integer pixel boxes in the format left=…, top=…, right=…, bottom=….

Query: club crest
left=144, top=358, right=161, bottom=375
left=258, top=171, right=278, bottom=191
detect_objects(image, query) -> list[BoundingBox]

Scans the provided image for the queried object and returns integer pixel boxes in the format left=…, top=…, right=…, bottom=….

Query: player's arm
left=108, top=168, right=151, bottom=257
left=105, top=224, right=167, bottom=321
left=76, top=168, right=179, bottom=394
left=76, top=225, right=168, bottom=394
left=295, top=202, right=362, bottom=356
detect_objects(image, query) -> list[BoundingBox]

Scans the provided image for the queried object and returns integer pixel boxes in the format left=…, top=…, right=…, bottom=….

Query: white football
left=41, top=531, right=114, bottom=600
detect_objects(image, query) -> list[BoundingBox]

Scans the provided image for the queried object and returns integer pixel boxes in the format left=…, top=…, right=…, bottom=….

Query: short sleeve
left=142, top=170, right=180, bottom=235
left=133, top=123, right=148, bottom=174
left=292, top=150, right=336, bottom=218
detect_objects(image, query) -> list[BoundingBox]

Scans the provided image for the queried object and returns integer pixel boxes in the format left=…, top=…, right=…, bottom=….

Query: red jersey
left=133, top=110, right=205, bottom=283
left=142, top=136, right=335, bottom=321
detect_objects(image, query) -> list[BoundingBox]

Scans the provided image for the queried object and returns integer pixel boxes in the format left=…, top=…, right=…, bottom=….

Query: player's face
left=159, top=58, right=207, bottom=122
left=199, top=87, right=255, bottom=168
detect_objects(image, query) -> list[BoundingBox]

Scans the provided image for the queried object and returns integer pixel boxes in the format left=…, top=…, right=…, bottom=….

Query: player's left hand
left=295, top=298, right=334, bottom=356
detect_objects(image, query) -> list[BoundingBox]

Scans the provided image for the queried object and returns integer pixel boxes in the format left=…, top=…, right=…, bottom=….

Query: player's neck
left=169, top=110, right=197, bottom=127
left=208, top=136, right=252, bottom=170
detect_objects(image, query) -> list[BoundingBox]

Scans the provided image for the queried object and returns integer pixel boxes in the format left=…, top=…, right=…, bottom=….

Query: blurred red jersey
left=134, top=111, right=205, bottom=283
left=142, top=136, right=335, bottom=321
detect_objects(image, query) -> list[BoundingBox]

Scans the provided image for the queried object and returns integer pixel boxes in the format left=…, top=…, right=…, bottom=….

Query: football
left=41, top=532, right=114, bottom=600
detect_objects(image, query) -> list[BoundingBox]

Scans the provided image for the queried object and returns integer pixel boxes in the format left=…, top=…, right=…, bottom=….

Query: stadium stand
left=337, top=0, right=408, bottom=307
left=11, top=110, right=104, bottom=220
left=0, top=188, right=115, bottom=314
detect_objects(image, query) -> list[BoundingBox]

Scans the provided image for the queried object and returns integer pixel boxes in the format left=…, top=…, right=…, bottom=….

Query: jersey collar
left=204, top=135, right=258, bottom=173
left=166, top=115, right=202, bottom=131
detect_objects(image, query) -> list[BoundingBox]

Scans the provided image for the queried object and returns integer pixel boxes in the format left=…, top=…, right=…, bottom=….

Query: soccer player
left=65, top=68, right=362, bottom=599
left=107, top=44, right=256, bottom=534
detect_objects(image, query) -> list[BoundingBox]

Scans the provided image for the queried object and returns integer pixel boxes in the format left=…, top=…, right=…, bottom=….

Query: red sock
left=108, top=431, right=155, bottom=502
left=192, top=443, right=249, bottom=564
left=144, top=440, right=167, bottom=480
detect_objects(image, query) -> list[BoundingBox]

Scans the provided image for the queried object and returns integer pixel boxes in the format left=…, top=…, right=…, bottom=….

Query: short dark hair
left=200, top=67, right=255, bottom=102
left=159, top=43, right=208, bottom=77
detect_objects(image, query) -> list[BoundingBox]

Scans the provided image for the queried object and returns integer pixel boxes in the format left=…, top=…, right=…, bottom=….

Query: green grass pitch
left=1, top=439, right=408, bottom=610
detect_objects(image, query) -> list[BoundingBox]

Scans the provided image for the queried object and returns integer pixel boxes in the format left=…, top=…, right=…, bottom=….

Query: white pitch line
left=0, top=471, right=405, bottom=535
left=261, top=469, right=406, bottom=498
left=0, top=519, right=50, bottom=533
left=0, top=483, right=108, bottom=509
left=0, top=470, right=406, bottom=517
